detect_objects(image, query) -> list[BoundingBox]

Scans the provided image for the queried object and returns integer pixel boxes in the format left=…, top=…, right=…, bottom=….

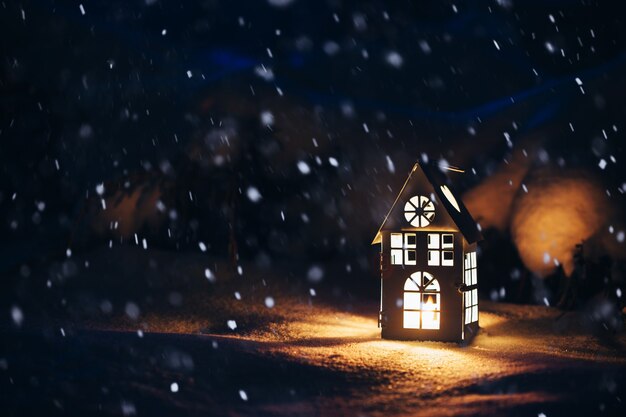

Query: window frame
left=463, top=252, right=479, bottom=324
left=403, top=272, right=441, bottom=330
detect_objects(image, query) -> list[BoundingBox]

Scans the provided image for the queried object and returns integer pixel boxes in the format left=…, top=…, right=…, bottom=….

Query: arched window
left=403, top=272, right=441, bottom=330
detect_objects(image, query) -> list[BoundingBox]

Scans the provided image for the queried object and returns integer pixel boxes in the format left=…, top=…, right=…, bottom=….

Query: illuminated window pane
left=404, top=292, right=421, bottom=309
left=404, top=274, right=421, bottom=290
left=464, top=291, right=470, bottom=305
left=472, top=289, right=478, bottom=304
left=471, top=268, right=477, bottom=285
left=470, top=252, right=477, bottom=268
left=442, top=234, right=454, bottom=249
left=428, top=250, right=440, bottom=266
left=422, top=311, right=440, bottom=329
left=422, top=293, right=440, bottom=310
left=391, top=249, right=403, bottom=265
left=423, top=273, right=440, bottom=291
left=404, top=311, right=421, bottom=329
left=404, top=233, right=416, bottom=248
left=427, top=234, right=440, bottom=249
left=442, top=251, right=454, bottom=266
left=390, top=233, right=403, bottom=248
left=472, top=306, right=478, bottom=322
left=465, top=254, right=470, bottom=269
left=405, top=250, right=416, bottom=265
left=465, top=308, right=471, bottom=324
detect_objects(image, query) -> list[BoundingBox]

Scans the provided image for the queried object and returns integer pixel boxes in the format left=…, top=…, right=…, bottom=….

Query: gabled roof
left=372, top=162, right=482, bottom=245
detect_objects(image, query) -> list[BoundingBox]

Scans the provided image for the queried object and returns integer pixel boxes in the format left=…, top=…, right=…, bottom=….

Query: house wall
left=380, top=230, right=464, bottom=342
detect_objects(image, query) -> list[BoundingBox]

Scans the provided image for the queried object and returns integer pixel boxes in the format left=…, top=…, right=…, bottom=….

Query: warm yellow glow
left=403, top=311, right=421, bottom=329
left=511, top=174, right=609, bottom=277
left=443, top=165, right=465, bottom=173
left=403, top=274, right=441, bottom=330
left=421, top=295, right=440, bottom=330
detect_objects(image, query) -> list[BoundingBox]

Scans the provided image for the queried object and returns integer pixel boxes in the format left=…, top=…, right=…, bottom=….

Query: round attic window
left=404, top=196, right=435, bottom=227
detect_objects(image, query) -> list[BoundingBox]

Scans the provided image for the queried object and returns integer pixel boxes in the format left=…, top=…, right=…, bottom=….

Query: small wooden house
left=372, top=162, right=482, bottom=342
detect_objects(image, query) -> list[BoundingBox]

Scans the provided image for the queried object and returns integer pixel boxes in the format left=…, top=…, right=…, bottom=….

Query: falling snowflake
left=267, top=0, right=294, bottom=7
left=125, top=302, right=140, bottom=320
left=260, top=110, right=274, bottom=126
left=246, top=186, right=262, bottom=203
left=385, top=51, right=403, bottom=68
left=121, top=401, right=136, bottom=416
left=297, top=161, right=311, bottom=175
left=254, top=65, right=275, bottom=81
left=11, top=305, right=24, bottom=327
left=204, top=268, right=216, bottom=283
left=418, top=40, right=431, bottom=54
left=307, top=265, right=324, bottom=283
left=323, top=41, right=340, bottom=56
left=385, top=155, right=395, bottom=173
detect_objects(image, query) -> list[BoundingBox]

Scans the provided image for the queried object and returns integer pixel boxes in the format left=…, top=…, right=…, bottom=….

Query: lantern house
left=372, top=162, right=482, bottom=342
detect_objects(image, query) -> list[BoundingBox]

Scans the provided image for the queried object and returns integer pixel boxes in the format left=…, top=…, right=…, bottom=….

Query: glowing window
left=464, top=252, right=478, bottom=286
left=463, top=253, right=479, bottom=324
left=403, top=272, right=441, bottom=330
left=405, top=250, right=416, bottom=265
left=390, top=233, right=403, bottom=248
left=404, top=275, right=420, bottom=291
left=389, top=233, right=419, bottom=266
left=427, top=234, right=440, bottom=249
left=404, top=233, right=416, bottom=248
left=404, top=196, right=435, bottom=227
left=403, top=292, right=421, bottom=309
left=405, top=250, right=417, bottom=265
left=442, top=234, right=454, bottom=249
left=427, top=250, right=440, bottom=266
left=427, top=233, right=454, bottom=267
left=391, top=249, right=403, bottom=265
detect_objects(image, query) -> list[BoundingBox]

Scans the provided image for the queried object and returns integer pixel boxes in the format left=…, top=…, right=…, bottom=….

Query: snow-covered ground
left=1, top=246, right=625, bottom=416
left=3, top=297, right=624, bottom=416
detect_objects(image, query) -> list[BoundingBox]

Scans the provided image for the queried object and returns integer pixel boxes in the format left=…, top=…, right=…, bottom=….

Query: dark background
left=2, top=2, right=626, bottom=416
left=1, top=0, right=625, bottom=308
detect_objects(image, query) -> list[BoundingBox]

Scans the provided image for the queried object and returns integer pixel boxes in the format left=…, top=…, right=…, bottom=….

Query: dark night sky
left=1, top=0, right=625, bottom=292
